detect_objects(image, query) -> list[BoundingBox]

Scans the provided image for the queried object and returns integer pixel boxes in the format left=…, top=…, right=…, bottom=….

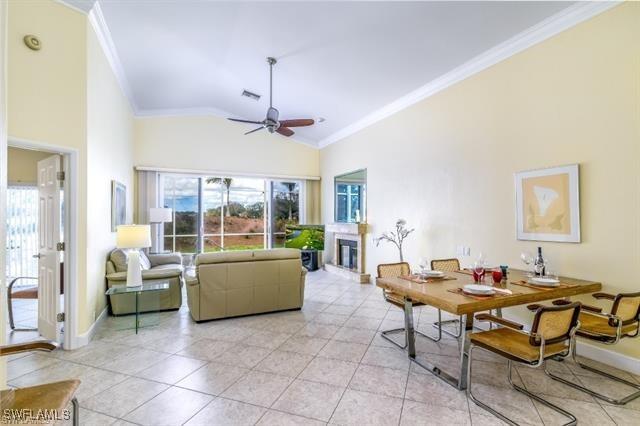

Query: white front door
left=36, top=155, right=62, bottom=341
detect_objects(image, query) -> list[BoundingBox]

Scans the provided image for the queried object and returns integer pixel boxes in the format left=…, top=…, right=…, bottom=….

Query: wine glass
left=418, top=257, right=428, bottom=273
left=521, top=251, right=534, bottom=276
left=473, top=260, right=485, bottom=283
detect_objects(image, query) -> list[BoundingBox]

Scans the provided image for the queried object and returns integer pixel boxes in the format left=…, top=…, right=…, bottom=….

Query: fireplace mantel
left=325, top=222, right=368, bottom=235
left=324, top=222, right=370, bottom=284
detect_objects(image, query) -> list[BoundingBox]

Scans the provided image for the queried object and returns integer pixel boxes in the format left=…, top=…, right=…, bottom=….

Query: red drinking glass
left=492, top=270, right=503, bottom=284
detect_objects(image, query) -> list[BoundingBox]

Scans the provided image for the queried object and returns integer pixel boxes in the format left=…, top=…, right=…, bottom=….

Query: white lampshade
left=116, top=224, right=151, bottom=249
left=149, top=207, right=173, bottom=223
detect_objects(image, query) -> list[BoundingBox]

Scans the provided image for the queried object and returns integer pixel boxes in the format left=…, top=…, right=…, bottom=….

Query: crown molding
left=317, top=1, right=622, bottom=149
left=88, top=1, right=139, bottom=114
left=52, top=0, right=91, bottom=15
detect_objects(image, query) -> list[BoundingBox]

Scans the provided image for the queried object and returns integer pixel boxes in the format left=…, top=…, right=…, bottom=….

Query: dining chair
left=430, top=258, right=465, bottom=337
left=467, top=303, right=581, bottom=426
left=528, top=291, right=640, bottom=405
left=7, top=276, right=38, bottom=331
left=378, top=262, right=441, bottom=348
left=0, top=341, right=80, bottom=425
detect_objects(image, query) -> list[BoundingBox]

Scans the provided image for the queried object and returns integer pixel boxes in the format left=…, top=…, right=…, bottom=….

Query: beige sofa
left=186, top=248, right=306, bottom=322
left=106, top=249, right=184, bottom=315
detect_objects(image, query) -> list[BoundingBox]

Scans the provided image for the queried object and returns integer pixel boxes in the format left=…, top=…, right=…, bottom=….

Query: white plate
left=463, top=284, right=496, bottom=295
left=529, top=277, right=560, bottom=287
left=422, top=270, right=444, bottom=278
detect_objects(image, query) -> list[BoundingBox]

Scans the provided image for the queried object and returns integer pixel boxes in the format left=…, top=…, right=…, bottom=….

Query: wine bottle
left=535, top=247, right=546, bottom=276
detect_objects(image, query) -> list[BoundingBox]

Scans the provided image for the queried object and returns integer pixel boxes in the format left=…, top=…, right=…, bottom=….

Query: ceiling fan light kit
left=228, top=57, right=315, bottom=138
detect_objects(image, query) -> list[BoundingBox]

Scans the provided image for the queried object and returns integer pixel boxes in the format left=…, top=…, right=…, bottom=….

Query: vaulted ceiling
left=70, top=1, right=599, bottom=146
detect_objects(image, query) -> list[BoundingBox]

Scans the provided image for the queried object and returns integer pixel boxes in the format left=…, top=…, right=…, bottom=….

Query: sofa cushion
left=110, top=249, right=128, bottom=272
left=196, top=248, right=300, bottom=265
left=253, top=248, right=300, bottom=261
left=151, top=264, right=183, bottom=272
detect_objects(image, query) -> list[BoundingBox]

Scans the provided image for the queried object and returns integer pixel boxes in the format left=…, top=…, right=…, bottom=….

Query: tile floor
left=5, top=270, right=640, bottom=425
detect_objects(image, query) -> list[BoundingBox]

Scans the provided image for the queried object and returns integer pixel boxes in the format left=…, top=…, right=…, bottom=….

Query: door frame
left=8, top=137, right=79, bottom=350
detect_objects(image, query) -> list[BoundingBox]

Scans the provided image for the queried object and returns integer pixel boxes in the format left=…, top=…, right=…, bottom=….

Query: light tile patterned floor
left=6, top=270, right=640, bottom=425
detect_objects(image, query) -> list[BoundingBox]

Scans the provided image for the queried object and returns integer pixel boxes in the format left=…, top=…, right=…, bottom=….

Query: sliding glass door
left=270, top=181, right=300, bottom=248
left=161, top=174, right=300, bottom=254
left=222, top=178, right=266, bottom=251
left=163, top=176, right=200, bottom=253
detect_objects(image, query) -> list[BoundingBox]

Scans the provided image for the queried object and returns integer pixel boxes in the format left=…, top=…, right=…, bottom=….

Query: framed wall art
left=515, top=164, right=580, bottom=243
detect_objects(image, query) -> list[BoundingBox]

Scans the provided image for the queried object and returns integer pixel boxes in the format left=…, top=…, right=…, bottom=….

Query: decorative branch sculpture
left=374, top=219, right=414, bottom=262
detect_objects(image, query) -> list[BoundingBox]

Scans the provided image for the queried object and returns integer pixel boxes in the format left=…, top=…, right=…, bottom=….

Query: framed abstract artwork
left=111, top=180, right=126, bottom=232
left=515, top=164, right=580, bottom=243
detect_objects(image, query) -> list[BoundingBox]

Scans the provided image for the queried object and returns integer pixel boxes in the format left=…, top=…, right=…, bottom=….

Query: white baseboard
left=69, top=307, right=107, bottom=349
left=576, top=341, right=640, bottom=375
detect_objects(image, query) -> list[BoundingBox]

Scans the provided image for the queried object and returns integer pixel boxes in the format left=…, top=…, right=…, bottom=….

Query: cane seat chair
left=468, top=303, right=581, bottom=426
left=378, top=262, right=441, bottom=348
left=429, top=259, right=466, bottom=337
left=527, top=291, right=640, bottom=405
left=0, top=341, right=80, bottom=425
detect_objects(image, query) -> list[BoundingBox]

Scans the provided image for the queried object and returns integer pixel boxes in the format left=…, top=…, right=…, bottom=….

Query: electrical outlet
left=456, top=246, right=472, bottom=256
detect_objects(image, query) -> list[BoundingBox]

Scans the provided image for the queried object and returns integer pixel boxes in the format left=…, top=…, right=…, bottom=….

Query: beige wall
left=8, top=146, right=52, bottom=183
left=86, top=19, right=134, bottom=329
left=7, top=0, right=90, bottom=337
left=7, top=0, right=134, bottom=336
left=320, top=3, right=640, bottom=358
left=134, top=115, right=320, bottom=178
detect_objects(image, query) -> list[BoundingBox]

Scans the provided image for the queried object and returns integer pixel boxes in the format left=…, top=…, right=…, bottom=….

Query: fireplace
left=324, top=223, right=370, bottom=284
left=337, top=239, right=358, bottom=270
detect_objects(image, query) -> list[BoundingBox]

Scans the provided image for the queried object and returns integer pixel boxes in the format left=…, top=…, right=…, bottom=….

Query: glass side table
left=105, top=280, right=170, bottom=334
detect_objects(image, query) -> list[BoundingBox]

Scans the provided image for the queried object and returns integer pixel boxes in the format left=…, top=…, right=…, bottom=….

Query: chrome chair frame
left=467, top=316, right=579, bottom=426
left=7, top=276, right=38, bottom=332
left=378, top=262, right=443, bottom=349
left=381, top=292, right=443, bottom=348
left=545, top=310, right=640, bottom=405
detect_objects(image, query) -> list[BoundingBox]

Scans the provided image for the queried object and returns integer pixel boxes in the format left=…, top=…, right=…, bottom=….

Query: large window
left=336, top=183, right=362, bottom=223
left=161, top=175, right=302, bottom=253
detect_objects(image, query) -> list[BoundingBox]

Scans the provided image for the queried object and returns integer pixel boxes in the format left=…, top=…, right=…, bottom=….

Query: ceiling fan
left=228, top=57, right=314, bottom=137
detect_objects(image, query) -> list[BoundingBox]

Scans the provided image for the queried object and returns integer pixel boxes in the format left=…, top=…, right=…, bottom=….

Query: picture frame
left=111, top=180, right=126, bottom=232
left=515, top=164, right=580, bottom=243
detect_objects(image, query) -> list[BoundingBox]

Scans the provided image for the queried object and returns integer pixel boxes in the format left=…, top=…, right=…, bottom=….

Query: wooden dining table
left=376, top=269, right=602, bottom=390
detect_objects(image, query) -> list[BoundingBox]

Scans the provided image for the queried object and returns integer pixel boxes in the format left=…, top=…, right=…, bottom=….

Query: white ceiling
left=86, top=1, right=582, bottom=146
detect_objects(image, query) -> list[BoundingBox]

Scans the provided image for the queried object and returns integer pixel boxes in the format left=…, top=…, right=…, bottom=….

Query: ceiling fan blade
left=228, top=118, right=264, bottom=125
left=245, top=127, right=265, bottom=135
left=279, top=119, right=314, bottom=128
left=276, top=127, right=294, bottom=137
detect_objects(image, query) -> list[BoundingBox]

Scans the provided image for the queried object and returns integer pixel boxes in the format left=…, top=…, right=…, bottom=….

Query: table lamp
left=116, top=224, right=151, bottom=287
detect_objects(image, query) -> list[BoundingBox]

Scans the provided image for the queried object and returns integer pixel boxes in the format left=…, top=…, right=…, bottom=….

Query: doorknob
left=33, top=253, right=45, bottom=259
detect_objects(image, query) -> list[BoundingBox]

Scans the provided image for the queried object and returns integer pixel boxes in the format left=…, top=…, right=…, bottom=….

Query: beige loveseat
left=106, top=249, right=184, bottom=315
left=186, top=249, right=306, bottom=322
